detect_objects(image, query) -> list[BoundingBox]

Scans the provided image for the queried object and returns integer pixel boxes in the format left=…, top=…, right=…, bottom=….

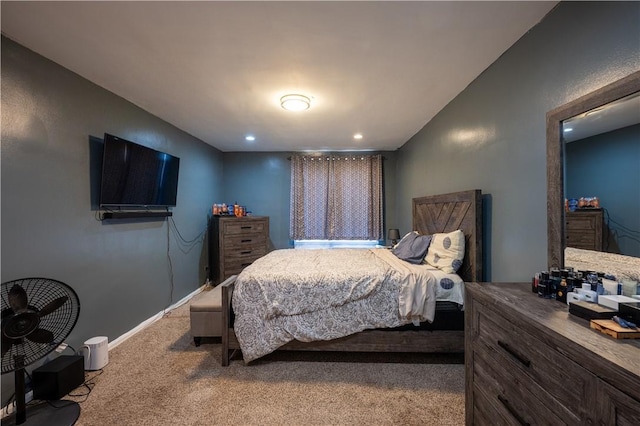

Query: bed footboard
left=220, top=275, right=237, bottom=366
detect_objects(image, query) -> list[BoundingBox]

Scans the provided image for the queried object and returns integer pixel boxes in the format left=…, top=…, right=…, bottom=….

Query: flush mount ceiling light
left=280, top=94, right=311, bottom=111
left=585, top=107, right=605, bottom=116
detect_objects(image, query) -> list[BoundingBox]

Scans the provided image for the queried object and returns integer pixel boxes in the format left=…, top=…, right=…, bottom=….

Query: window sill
left=293, top=240, right=381, bottom=249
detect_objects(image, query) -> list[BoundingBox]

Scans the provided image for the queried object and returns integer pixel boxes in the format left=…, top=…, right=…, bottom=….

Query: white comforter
left=232, top=248, right=439, bottom=363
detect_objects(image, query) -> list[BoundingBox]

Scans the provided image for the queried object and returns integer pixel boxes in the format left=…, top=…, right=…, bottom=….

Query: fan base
left=1, top=400, right=80, bottom=426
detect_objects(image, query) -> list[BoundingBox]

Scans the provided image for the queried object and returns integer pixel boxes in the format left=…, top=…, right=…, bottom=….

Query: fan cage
left=1, top=278, right=80, bottom=374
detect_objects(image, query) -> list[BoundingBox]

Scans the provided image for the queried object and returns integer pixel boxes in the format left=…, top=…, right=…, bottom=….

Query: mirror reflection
left=562, top=92, right=640, bottom=258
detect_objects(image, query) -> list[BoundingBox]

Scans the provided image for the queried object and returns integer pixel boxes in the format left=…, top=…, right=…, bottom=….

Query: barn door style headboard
left=412, top=189, right=483, bottom=282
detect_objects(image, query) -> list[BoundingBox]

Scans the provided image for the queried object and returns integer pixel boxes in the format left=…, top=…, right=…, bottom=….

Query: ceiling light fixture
left=245, top=135, right=255, bottom=141
left=585, top=107, right=604, bottom=116
left=353, top=133, right=363, bottom=140
left=280, top=94, right=311, bottom=112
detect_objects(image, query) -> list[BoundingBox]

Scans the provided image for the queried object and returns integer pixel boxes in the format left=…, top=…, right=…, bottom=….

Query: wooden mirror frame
left=546, top=70, right=640, bottom=269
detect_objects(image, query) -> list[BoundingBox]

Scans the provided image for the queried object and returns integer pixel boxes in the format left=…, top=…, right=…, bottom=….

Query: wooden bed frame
left=220, top=189, right=482, bottom=365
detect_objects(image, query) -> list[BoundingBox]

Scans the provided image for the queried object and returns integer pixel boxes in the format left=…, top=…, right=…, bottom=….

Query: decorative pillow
left=392, top=232, right=432, bottom=264
left=393, top=231, right=416, bottom=247
left=424, top=229, right=465, bottom=273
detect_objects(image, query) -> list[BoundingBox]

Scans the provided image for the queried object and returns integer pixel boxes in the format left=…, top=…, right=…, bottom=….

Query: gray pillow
left=392, top=232, right=432, bottom=264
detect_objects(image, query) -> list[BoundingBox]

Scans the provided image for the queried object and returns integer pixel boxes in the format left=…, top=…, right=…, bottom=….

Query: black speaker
left=32, top=355, right=85, bottom=401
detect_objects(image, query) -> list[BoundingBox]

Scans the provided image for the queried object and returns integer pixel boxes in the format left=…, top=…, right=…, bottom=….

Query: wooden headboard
left=413, top=189, right=483, bottom=282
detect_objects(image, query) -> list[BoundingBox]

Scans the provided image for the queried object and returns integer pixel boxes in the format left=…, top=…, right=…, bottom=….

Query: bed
left=220, top=189, right=483, bottom=365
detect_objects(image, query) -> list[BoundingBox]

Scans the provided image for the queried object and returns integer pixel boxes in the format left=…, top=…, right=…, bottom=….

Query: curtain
left=290, top=154, right=383, bottom=240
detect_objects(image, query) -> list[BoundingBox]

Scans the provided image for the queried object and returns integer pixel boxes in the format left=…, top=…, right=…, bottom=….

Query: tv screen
left=100, top=133, right=180, bottom=208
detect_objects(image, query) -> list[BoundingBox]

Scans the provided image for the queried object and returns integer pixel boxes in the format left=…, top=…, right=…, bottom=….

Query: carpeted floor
left=60, top=297, right=465, bottom=425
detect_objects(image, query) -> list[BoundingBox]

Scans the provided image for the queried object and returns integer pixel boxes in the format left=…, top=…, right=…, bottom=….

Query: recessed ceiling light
left=353, top=133, right=363, bottom=140
left=280, top=94, right=311, bottom=111
left=245, top=135, right=255, bottom=141
left=585, top=107, right=604, bottom=116
left=564, top=128, right=573, bottom=132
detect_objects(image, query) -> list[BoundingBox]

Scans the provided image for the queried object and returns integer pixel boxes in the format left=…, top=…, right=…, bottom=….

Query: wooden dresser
left=566, top=209, right=603, bottom=251
left=208, top=216, right=269, bottom=284
left=465, top=282, right=640, bottom=425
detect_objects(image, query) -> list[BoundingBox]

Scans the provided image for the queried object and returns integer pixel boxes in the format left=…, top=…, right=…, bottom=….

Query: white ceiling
left=1, top=1, right=558, bottom=152
left=563, top=91, right=640, bottom=143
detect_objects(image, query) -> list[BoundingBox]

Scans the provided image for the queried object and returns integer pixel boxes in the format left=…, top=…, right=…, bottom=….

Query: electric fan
left=1, top=278, right=81, bottom=426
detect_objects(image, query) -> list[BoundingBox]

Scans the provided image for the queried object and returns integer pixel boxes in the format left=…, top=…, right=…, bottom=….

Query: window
left=290, top=154, right=383, bottom=241
left=293, top=240, right=380, bottom=249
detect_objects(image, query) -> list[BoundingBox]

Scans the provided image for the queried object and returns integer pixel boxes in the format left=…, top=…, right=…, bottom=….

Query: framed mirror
left=546, top=70, right=640, bottom=269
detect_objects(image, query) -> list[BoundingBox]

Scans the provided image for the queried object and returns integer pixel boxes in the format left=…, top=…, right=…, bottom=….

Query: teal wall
left=1, top=36, right=224, bottom=400
left=565, top=124, right=640, bottom=257
left=221, top=151, right=398, bottom=249
left=395, top=1, right=640, bottom=280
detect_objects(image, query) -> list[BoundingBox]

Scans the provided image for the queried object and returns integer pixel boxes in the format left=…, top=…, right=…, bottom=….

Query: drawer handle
left=240, top=226, right=252, bottom=229
left=498, top=340, right=531, bottom=367
left=498, top=395, right=529, bottom=426
left=240, top=250, right=252, bottom=255
left=241, top=239, right=252, bottom=243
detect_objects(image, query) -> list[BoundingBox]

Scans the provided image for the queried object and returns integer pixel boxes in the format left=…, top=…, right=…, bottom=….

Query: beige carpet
left=64, top=300, right=465, bottom=425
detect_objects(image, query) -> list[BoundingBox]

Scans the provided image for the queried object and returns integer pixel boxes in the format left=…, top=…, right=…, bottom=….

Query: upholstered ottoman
left=190, top=284, right=222, bottom=346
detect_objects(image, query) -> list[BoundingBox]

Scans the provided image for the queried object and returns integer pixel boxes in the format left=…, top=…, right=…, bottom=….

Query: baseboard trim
left=108, top=284, right=206, bottom=351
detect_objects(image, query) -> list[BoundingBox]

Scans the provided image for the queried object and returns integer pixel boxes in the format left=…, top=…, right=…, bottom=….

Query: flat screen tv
left=100, top=133, right=180, bottom=208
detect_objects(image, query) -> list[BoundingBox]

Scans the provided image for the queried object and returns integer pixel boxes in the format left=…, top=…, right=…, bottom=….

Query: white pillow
left=424, top=229, right=465, bottom=274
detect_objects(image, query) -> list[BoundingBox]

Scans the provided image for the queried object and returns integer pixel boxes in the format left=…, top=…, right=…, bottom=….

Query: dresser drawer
left=224, top=246, right=267, bottom=263
left=223, top=264, right=253, bottom=279
left=224, top=233, right=267, bottom=250
left=223, top=257, right=264, bottom=278
left=566, top=231, right=596, bottom=248
left=223, top=220, right=267, bottom=235
left=599, top=380, right=640, bottom=426
left=473, top=349, right=568, bottom=425
left=221, top=248, right=266, bottom=280
left=475, top=306, right=594, bottom=422
left=565, top=216, right=597, bottom=231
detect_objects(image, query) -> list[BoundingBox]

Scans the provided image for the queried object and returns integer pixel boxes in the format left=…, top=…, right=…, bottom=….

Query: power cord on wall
left=164, top=216, right=208, bottom=313
left=166, top=218, right=175, bottom=311
left=603, top=208, right=640, bottom=251
left=92, top=206, right=208, bottom=313
left=168, top=217, right=206, bottom=254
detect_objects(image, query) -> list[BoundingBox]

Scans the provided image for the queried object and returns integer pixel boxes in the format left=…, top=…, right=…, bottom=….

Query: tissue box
left=597, top=295, right=638, bottom=310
